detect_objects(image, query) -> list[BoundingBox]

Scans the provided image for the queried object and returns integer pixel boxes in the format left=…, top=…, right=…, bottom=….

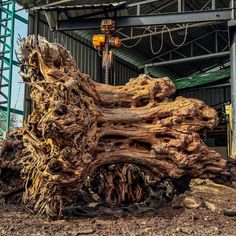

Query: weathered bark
left=0, top=35, right=230, bottom=218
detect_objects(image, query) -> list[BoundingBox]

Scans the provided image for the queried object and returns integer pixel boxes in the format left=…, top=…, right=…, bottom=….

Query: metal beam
left=56, top=9, right=232, bottom=30
left=143, top=51, right=229, bottom=68
left=0, top=6, right=28, bottom=24
left=31, top=1, right=127, bottom=11
left=0, top=106, right=23, bottom=115
left=200, top=0, right=211, bottom=10
left=120, top=22, right=219, bottom=42
left=45, top=0, right=72, bottom=6
left=229, top=0, right=236, bottom=158
left=144, top=30, right=218, bottom=63
left=143, top=32, right=229, bottom=66
left=127, top=0, right=159, bottom=7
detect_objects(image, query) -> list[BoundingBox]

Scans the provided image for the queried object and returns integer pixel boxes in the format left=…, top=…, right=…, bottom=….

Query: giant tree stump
left=0, top=35, right=228, bottom=218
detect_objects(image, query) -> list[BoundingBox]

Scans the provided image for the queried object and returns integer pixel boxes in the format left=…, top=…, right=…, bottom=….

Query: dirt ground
left=1, top=201, right=236, bottom=236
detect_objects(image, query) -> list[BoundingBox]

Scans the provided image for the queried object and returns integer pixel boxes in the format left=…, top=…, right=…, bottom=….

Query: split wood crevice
left=0, top=35, right=233, bottom=219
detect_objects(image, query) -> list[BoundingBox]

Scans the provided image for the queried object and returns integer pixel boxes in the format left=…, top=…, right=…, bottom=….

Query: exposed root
left=0, top=35, right=231, bottom=219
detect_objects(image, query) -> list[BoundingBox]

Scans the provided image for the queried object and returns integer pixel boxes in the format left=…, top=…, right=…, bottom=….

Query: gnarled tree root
left=0, top=35, right=232, bottom=219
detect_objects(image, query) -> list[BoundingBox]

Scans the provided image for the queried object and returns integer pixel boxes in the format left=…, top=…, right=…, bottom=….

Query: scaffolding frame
left=0, top=0, right=25, bottom=139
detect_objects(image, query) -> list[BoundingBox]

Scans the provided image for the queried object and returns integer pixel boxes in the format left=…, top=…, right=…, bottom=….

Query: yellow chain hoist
left=92, top=19, right=121, bottom=84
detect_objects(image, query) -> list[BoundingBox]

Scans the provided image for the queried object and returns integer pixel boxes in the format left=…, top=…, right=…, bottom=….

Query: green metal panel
left=174, top=68, right=230, bottom=90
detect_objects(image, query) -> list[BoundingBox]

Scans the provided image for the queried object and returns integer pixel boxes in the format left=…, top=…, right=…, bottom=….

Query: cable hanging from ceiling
left=150, top=24, right=189, bottom=54
left=166, top=24, right=189, bottom=47
left=121, top=27, right=150, bottom=48
left=150, top=25, right=165, bottom=55
left=121, top=23, right=189, bottom=55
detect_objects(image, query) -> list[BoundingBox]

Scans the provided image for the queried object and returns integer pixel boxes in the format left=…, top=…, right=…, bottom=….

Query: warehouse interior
left=2, top=0, right=232, bottom=158
left=2, top=1, right=236, bottom=233
left=0, top=1, right=235, bottom=150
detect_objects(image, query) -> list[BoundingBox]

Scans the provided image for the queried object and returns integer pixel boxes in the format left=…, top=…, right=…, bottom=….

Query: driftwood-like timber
left=0, top=35, right=232, bottom=219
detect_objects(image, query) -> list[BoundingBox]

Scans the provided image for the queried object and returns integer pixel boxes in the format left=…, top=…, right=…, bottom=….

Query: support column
left=212, top=0, right=215, bottom=10
left=178, top=0, right=182, bottom=12
left=144, top=65, right=149, bottom=75
left=229, top=29, right=236, bottom=158
left=228, top=0, right=236, bottom=158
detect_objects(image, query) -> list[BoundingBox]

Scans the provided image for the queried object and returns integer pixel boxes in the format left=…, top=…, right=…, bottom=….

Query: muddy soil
left=1, top=201, right=236, bottom=236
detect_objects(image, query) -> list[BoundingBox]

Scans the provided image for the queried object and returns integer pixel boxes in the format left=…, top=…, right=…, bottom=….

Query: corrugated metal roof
left=14, top=0, right=230, bottom=78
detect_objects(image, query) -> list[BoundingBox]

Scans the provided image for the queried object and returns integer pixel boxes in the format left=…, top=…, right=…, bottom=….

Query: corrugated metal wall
left=113, top=57, right=140, bottom=85
left=29, top=13, right=140, bottom=83
left=24, top=12, right=140, bottom=118
left=178, top=85, right=231, bottom=109
left=35, top=15, right=101, bottom=82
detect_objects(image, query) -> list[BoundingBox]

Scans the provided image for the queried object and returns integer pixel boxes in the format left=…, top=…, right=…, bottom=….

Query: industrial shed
left=1, top=1, right=236, bottom=235
left=12, top=0, right=234, bottom=157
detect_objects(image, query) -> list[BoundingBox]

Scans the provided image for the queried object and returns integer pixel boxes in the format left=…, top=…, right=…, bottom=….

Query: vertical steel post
left=229, top=31, right=236, bottom=158
left=6, top=1, right=15, bottom=131
left=0, top=1, right=27, bottom=138
left=182, top=0, right=185, bottom=11
left=229, top=0, right=236, bottom=158
left=0, top=1, right=15, bottom=138
left=178, top=0, right=182, bottom=12
left=212, top=0, right=216, bottom=10
left=137, top=4, right=140, bottom=15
